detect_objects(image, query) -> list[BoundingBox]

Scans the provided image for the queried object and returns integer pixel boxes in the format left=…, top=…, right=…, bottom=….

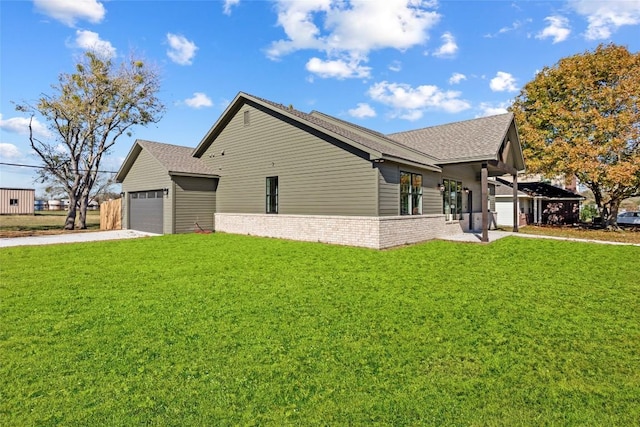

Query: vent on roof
left=243, top=110, right=250, bottom=126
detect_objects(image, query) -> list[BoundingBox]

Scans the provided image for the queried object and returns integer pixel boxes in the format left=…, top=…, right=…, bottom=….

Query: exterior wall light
left=437, top=183, right=445, bottom=192
left=163, top=188, right=169, bottom=196
left=463, top=187, right=470, bottom=193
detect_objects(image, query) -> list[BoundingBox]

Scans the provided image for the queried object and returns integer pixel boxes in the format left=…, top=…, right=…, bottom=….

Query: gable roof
left=495, top=177, right=584, bottom=199
left=387, top=113, right=525, bottom=170
left=192, top=92, right=441, bottom=172
left=115, top=139, right=217, bottom=183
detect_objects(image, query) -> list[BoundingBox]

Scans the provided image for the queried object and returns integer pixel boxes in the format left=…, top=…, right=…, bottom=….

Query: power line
left=0, top=162, right=118, bottom=174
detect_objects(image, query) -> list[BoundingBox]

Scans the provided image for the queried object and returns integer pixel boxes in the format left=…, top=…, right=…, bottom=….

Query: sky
left=1, top=0, right=639, bottom=194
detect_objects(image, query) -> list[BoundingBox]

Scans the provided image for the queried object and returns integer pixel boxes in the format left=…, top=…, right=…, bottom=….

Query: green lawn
left=1, top=234, right=638, bottom=425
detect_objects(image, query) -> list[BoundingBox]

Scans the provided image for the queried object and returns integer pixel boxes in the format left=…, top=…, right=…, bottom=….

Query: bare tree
left=17, top=51, right=164, bottom=229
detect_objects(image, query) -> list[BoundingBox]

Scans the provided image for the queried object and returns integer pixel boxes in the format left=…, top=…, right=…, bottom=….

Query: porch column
left=481, top=162, right=488, bottom=242
left=512, top=173, right=519, bottom=232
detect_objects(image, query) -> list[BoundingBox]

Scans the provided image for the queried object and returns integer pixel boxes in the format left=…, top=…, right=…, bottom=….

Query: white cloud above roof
left=490, top=71, right=518, bottom=92
left=432, top=32, right=458, bottom=57
left=184, top=93, right=213, bottom=109
left=73, top=30, right=116, bottom=58
left=570, top=0, right=640, bottom=40
left=166, top=33, right=198, bottom=65
left=536, top=16, right=571, bottom=43
left=223, top=0, right=240, bottom=15
left=388, top=60, right=402, bottom=72
left=448, top=72, right=467, bottom=85
left=477, top=102, right=510, bottom=117
left=348, top=103, right=376, bottom=118
left=306, top=57, right=371, bottom=79
left=267, top=1, right=439, bottom=79
left=34, top=0, right=105, bottom=27
left=484, top=19, right=532, bottom=38
left=0, top=114, right=51, bottom=139
left=367, top=80, right=471, bottom=120
left=0, top=143, right=23, bottom=160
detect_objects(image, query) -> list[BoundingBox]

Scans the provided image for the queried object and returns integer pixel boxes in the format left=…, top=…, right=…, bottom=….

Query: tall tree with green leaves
left=17, top=51, right=164, bottom=229
left=510, top=43, right=640, bottom=227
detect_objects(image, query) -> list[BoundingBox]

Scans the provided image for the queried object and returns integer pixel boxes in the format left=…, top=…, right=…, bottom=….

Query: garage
left=129, top=190, right=164, bottom=234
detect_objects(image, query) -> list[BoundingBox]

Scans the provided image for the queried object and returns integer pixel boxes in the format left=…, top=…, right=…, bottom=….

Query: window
left=266, top=176, right=278, bottom=213
left=400, top=172, right=422, bottom=215
left=243, top=110, right=250, bottom=126
left=9, top=198, right=18, bottom=206
left=443, top=179, right=463, bottom=221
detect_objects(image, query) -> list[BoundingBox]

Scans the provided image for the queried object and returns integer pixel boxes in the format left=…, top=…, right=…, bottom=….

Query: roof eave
left=380, top=154, right=441, bottom=172
left=168, top=171, right=220, bottom=179
left=115, top=141, right=143, bottom=183
left=193, top=92, right=385, bottom=161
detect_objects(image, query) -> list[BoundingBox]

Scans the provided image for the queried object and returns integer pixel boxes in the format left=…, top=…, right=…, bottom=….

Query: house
left=0, top=188, right=35, bottom=215
left=116, top=92, right=525, bottom=249
left=494, top=178, right=585, bottom=227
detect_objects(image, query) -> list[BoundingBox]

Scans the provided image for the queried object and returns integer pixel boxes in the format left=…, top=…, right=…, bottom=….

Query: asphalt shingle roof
left=387, top=113, right=514, bottom=163
left=137, top=140, right=216, bottom=176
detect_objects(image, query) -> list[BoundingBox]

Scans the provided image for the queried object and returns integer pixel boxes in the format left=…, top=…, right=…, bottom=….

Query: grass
left=1, top=234, right=639, bottom=425
left=0, top=210, right=100, bottom=237
left=517, top=224, right=640, bottom=245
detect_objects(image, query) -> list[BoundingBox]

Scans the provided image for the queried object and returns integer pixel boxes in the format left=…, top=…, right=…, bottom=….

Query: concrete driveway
left=0, top=230, right=159, bottom=248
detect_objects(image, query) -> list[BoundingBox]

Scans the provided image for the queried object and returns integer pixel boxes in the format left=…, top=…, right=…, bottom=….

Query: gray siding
left=377, top=162, right=441, bottom=216
left=201, top=102, right=378, bottom=216
left=121, top=148, right=172, bottom=233
left=173, top=176, right=217, bottom=233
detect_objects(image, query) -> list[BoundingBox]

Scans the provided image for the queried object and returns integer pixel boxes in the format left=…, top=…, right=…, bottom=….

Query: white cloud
left=477, top=102, right=510, bottom=117
left=223, top=0, right=240, bottom=15
left=166, top=33, right=198, bottom=65
left=388, top=60, right=402, bottom=72
left=536, top=16, right=571, bottom=43
left=0, top=114, right=51, bottom=138
left=432, top=32, right=458, bottom=57
left=570, top=0, right=640, bottom=40
left=268, top=0, right=439, bottom=58
left=306, top=57, right=371, bottom=79
left=448, top=72, right=467, bottom=85
left=490, top=71, right=518, bottom=92
left=484, top=19, right=532, bottom=38
left=184, top=93, right=213, bottom=109
left=367, top=81, right=471, bottom=120
left=74, top=30, right=116, bottom=58
left=34, top=0, right=106, bottom=27
left=266, top=1, right=439, bottom=80
left=348, top=103, right=376, bottom=118
left=0, top=143, right=22, bottom=160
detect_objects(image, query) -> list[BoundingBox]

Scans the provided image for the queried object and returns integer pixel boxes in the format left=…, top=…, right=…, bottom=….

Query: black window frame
left=9, top=198, right=18, bottom=206
left=443, top=179, right=463, bottom=221
left=400, top=171, right=423, bottom=215
left=266, top=176, right=278, bottom=214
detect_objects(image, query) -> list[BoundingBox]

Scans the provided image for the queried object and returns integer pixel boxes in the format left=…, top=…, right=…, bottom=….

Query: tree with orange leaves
left=511, top=43, right=640, bottom=227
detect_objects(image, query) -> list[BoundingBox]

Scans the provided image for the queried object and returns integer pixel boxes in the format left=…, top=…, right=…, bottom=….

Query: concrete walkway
left=0, top=230, right=159, bottom=248
left=438, top=230, right=640, bottom=246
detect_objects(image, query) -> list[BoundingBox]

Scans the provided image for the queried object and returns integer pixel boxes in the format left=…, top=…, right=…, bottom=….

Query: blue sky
left=1, top=0, right=639, bottom=193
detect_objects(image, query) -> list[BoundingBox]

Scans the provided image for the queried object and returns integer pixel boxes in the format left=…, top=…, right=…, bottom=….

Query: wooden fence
left=100, top=198, right=122, bottom=230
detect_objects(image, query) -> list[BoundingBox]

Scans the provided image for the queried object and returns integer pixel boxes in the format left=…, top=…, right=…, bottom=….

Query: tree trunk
left=606, top=199, right=621, bottom=229
left=78, top=193, right=89, bottom=229
left=64, top=196, right=77, bottom=230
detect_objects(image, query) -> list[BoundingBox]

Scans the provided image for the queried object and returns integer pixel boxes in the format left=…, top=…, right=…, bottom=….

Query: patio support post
left=513, top=173, right=519, bottom=232
left=481, top=162, right=489, bottom=243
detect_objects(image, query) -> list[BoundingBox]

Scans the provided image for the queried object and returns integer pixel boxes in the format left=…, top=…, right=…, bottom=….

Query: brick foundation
left=214, top=213, right=465, bottom=249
